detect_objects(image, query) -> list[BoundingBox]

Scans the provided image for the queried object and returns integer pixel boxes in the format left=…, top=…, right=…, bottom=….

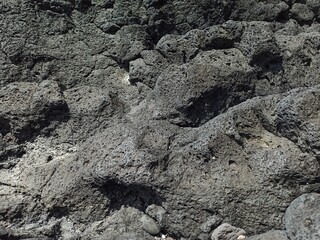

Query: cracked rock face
left=0, top=0, right=320, bottom=240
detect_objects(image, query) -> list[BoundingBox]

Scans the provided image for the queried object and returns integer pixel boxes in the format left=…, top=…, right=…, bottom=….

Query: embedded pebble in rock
left=146, top=204, right=167, bottom=227
left=140, top=214, right=161, bottom=236
left=200, top=215, right=223, bottom=233
left=211, top=223, right=246, bottom=240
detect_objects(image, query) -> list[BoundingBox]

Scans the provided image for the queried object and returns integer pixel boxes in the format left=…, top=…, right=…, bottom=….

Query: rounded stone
left=285, top=193, right=320, bottom=240
left=140, top=214, right=160, bottom=235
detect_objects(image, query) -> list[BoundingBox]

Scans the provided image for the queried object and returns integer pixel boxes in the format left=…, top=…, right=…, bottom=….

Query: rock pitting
left=0, top=0, right=320, bottom=239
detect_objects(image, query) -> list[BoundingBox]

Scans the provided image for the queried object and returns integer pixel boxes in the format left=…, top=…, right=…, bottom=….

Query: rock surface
left=285, top=193, right=320, bottom=240
left=0, top=0, right=320, bottom=240
left=211, top=223, right=245, bottom=240
left=248, top=230, right=288, bottom=240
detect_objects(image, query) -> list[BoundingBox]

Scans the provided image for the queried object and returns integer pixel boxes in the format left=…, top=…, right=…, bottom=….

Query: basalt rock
left=0, top=0, right=320, bottom=240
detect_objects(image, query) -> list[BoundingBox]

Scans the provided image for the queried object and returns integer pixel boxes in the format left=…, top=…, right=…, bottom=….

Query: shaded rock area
left=0, top=0, right=320, bottom=239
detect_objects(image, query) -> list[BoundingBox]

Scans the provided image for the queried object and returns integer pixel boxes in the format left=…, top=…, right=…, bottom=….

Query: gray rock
left=0, top=225, right=9, bottom=237
left=95, top=19, right=120, bottom=34
left=306, top=0, right=320, bottom=19
left=140, top=214, right=161, bottom=235
left=129, top=50, right=169, bottom=88
left=211, top=223, right=246, bottom=240
left=231, top=1, right=289, bottom=22
left=285, top=193, right=320, bottom=240
left=146, top=204, right=167, bottom=226
left=156, top=34, right=199, bottom=64
left=91, top=0, right=114, bottom=8
left=0, top=80, right=68, bottom=141
left=1, top=0, right=320, bottom=239
left=200, top=215, right=223, bottom=233
left=35, top=0, right=75, bottom=13
left=290, top=3, right=315, bottom=24
left=248, top=230, right=288, bottom=240
left=147, top=48, right=254, bottom=126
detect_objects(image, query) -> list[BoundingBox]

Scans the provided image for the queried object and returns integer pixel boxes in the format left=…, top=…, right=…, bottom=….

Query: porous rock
left=1, top=0, right=320, bottom=239
left=285, top=193, right=320, bottom=240
left=248, top=230, right=288, bottom=240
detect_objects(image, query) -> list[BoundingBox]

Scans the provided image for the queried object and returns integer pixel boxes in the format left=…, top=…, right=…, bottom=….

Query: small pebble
left=237, top=235, right=246, bottom=240
left=140, top=214, right=160, bottom=235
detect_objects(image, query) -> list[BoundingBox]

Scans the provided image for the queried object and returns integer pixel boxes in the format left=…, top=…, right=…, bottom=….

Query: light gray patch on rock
left=211, top=223, right=246, bottom=240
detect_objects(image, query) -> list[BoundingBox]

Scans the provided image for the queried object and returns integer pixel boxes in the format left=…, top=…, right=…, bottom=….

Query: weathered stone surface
left=141, top=214, right=161, bottom=235
left=147, top=48, right=255, bottom=126
left=211, top=223, right=245, bottom=240
left=0, top=80, right=68, bottom=141
left=200, top=216, right=223, bottom=233
left=1, top=0, right=320, bottom=239
left=285, top=193, right=320, bottom=240
left=146, top=204, right=167, bottom=227
left=231, top=1, right=289, bottom=22
left=248, top=230, right=288, bottom=240
left=290, top=3, right=315, bottom=24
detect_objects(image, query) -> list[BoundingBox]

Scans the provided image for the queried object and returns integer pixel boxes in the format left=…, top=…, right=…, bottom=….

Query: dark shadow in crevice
left=48, top=206, right=70, bottom=219
left=147, top=18, right=176, bottom=44
left=0, top=117, right=11, bottom=136
left=250, top=46, right=284, bottom=83
left=276, top=7, right=290, bottom=23
left=31, top=0, right=74, bottom=15
left=177, top=83, right=254, bottom=127
left=0, top=233, right=21, bottom=240
left=250, top=51, right=283, bottom=75
left=76, top=0, right=92, bottom=13
left=94, top=179, right=165, bottom=213
left=16, top=103, right=70, bottom=143
left=202, top=38, right=235, bottom=51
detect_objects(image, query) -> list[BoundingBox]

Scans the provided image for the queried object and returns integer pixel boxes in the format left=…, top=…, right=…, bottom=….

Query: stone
left=1, top=1, right=320, bottom=239
left=285, top=193, right=320, bottom=240
left=290, top=3, right=315, bottom=24
left=140, top=214, right=161, bottom=235
left=200, top=215, right=223, bottom=233
left=231, top=1, right=289, bottom=21
left=248, top=230, right=288, bottom=240
left=146, top=204, right=167, bottom=226
left=0, top=225, right=9, bottom=237
left=129, top=50, right=168, bottom=88
left=211, top=223, right=246, bottom=240
left=0, top=80, right=68, bottom=142
left=35, top=0, right=75, bottom=13
left=147, top=48, right=254, bottom=126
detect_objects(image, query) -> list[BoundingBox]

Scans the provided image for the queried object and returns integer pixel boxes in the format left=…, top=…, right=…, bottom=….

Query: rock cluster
left=0, top=0, right=319, bottom=239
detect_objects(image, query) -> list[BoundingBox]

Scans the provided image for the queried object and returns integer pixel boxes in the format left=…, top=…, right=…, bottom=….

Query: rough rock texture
left=211, top=223, right=245, bottom=240
left=285, top=193, right=320, bottom=240
left=0, top=0, right=320, bottom=240
left=247, top=230, right=288, bottom=240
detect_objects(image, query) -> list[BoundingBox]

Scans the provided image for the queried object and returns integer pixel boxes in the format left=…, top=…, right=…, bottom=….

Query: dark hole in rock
left=178, top=84, right=253, bottom=127
left=76, top=0, right=92, bottom=13
left=147, top=20, right=175, bottom=44
left=96, top=179, right=165, bottom=212
left=48, top=206, right=70, bottom=219
left=302, top=57, right=312, bottom=66
left=204, top=38, right=235, bottom=50
left=0, top=117, right=11, bottom=136
left=251, top=51, right=284, bottom=74
left=16, top=103, right=70, bottom=143
left=229, top=160, right=236, bottom=165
